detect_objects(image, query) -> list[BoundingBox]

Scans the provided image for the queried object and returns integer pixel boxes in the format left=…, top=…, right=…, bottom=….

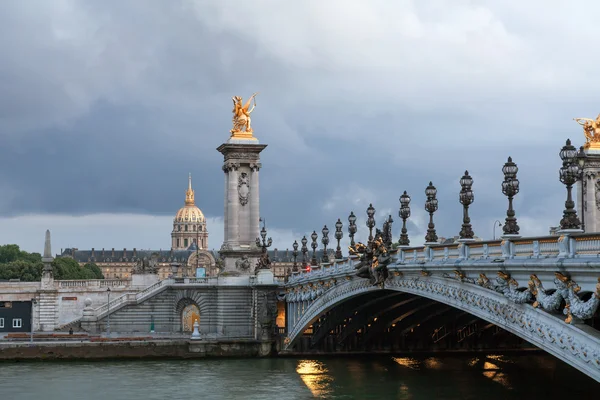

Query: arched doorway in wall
left=181, top=303, right=200, bottom=333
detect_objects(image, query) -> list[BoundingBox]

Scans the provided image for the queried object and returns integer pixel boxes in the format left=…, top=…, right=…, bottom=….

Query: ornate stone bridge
left=283, top=233, right=600, bottom=383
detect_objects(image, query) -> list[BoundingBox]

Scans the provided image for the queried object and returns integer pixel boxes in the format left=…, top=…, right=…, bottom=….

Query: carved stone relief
left=596, top=179, right=600, bottom=211
left=238, top=172, right=250, bottom=206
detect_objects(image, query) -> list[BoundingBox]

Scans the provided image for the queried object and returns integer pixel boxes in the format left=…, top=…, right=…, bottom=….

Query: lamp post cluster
left=288, top=137, right=590, bottom=276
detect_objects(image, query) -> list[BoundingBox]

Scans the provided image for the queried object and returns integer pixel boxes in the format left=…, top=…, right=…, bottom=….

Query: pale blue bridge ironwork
left=283, top=232, right=600, bottom=383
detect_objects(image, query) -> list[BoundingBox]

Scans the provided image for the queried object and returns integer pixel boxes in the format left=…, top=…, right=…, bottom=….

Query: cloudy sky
left=1, top=1, right=599, bottom=255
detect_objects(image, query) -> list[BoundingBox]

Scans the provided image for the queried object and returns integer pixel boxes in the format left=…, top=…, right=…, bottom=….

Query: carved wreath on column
left=238, top=172, right=250, bottom=206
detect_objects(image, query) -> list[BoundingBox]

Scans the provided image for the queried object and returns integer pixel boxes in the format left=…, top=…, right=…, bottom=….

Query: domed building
left=59, top=174, right=217, bottom=279
left=171, top=174, right=208, bottom=250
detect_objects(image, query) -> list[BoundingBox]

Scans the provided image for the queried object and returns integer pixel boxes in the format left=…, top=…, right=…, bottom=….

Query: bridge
left=283, top=232, right=600, bottom=383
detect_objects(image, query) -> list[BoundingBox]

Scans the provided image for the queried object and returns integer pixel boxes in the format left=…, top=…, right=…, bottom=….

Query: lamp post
left=366, top=203, right=376, bottom=243
left=301, top=236, right=308, bottom=269
left=106, top=287, right=111, bottom=337
left=255, top=219, right=273, bottom=269
left=30, top=298, right=37, bottom=343
left=493, top=220, right=503, bottom=240
left=334, top=219, right=343, bottom=259
left=292, top=240, right=299, bottom=273
left=424, top=182, right=439, bottom=243
left=310, top=231, right=318, bottom=266
left=559, top=139, right=585, bottom=230
left=321, top=225, right=330, bottom=263
left=348, top=212, right=357, bottom=247
left=501, top=156, right=520, bottom=236
left=399, top=191, right=411, bottom=246
left=459, top=171, right=475, bottom=239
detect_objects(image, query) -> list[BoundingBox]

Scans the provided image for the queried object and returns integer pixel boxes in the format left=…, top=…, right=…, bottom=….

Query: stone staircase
left=55, top=279, right=174, bottom=332
left=38, top=291, right=58, bottom=331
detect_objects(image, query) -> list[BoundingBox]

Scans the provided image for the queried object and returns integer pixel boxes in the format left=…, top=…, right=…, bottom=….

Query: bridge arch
left=286, top=275, right=600, bottom=382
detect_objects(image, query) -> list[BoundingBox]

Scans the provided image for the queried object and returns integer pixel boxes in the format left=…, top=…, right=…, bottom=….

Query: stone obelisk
left=217, top=94, right=267, bottom=275
left=41, top=229, right=54, bottom=289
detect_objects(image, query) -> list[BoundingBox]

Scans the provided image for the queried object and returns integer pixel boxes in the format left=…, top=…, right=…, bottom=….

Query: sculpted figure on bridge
left=563, top=278, right=600, bottom=324
left=349, top=231, right=390, bottom=286
left=132, top=254, right=159, bottom=274
left=231, top=93, right=258, bottom=134
left=574, top=114, right=600, bottom=144
left=529, top=273, right=569, bottom=312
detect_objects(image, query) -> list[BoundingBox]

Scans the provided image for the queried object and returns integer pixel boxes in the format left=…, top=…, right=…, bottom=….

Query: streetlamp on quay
left=334, top=219, right=343, bottom=260
left=493, top=220, right=503, bottom=240
left=310, top=231, right=318, bottom=266
left=321, top=225, right=330, bottom=263
left=558, top=139, right=586, bottom=231
left=424, top=182, right=439, bottom=244
left=348, top=212, right=357, bottom=247
left=501, top=156, right=520, bottom=237
left=30, top=298, right=37, bottom=343
left=399, top=191, right=411, bottom=247
left=459, top=171, right=475, bottom=240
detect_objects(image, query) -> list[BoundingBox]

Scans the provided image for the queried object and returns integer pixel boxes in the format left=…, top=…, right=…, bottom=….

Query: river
left=0, top=354, right=597, bottom=399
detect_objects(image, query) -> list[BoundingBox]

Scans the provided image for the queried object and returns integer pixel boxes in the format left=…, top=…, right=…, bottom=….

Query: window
left=0, top=318, right=4, bottom=328
left=193, top=225, right=196, bottom=231
left=177, top=239, right=180, bottom=247
left=185, top=225, right=188, bottom=232
left=12, top=319, right=22, bottom=328
left=184, top=239, right=188, bottom=247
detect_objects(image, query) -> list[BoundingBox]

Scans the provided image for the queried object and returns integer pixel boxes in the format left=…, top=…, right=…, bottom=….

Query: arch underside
left=286, top=276, right=600, bottom=383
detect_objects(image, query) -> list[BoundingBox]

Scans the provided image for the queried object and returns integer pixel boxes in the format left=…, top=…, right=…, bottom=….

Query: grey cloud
left=0, top=1, right=596, bottom=249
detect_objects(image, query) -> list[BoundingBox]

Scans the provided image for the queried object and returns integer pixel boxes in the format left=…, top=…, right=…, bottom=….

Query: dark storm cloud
left=1, top=0, right=600, bottom=246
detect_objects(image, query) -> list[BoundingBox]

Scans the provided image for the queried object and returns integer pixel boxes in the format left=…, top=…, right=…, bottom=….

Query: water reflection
left=296, top=360, right=333, bottom=397
left=0, top=354, right=596, bottom=400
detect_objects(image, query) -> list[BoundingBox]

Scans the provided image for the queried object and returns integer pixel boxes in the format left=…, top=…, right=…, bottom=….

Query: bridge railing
left=57, top=279, right=131, bottom=288
left=287, top=232, right=600, bottom=283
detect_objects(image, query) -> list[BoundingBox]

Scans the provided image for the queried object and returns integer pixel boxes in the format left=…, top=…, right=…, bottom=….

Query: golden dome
left=174, top=174, right=205, bottom=223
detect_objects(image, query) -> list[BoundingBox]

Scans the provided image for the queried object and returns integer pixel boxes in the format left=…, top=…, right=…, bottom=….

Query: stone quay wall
left=0, top=339, right=272, bottom=360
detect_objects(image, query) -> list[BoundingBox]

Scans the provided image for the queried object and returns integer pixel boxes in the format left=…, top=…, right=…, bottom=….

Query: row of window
left=176, top=238, right=205, bottom=248
left=174, top=225, right=204, bottom=232
left=0, top=318, right=22, bottom=328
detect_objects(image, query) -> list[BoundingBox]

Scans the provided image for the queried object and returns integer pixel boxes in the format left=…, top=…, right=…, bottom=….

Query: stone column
left=227, top=165, right=240, bottom=244
left=578, top=149, right=600, bottom=233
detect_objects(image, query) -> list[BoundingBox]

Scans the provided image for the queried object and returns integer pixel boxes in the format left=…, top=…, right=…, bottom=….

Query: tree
left=52, top=258, right=96, bottom=280
left=83, top=262, right=104, bottom=279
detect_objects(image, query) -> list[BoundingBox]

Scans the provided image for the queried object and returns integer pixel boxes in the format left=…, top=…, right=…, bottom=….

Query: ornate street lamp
left=348, top=212, right=357, bottom=247
left=292, top=240, right=299, bottom=273
left=310, top=231, right=318, bottom=266
left=501, top=157, right=520, bottom=236
left=255, top=220, right=273, bottom=254
left=366, top=203, right=376, bottom=243
left=459, top=171, right=475, bottom=239
left=424, top=182, right=438, bottom=243
left=321, top=225, right=330, bottom=263
left=399, top=191, right=411, bottom=246
left=577, top=146, right=588, bottom=231
left=559, top=139, right=585, bottom=230
left=334, top=219, right=343, bottom=259
left=301, top=236, right=308, bottom=268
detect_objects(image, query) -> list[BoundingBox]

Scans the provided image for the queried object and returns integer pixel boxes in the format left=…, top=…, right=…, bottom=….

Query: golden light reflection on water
left=423, top=357, right=442, bottom=370
left=392, top=357, right=420, bottom=370
left=296, top=360, right=333, bottom=397
left=481, top=358, right=512, bottom=389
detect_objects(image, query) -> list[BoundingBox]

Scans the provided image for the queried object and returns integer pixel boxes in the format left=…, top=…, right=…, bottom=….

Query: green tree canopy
left=0, top=244, right=43, bottom=281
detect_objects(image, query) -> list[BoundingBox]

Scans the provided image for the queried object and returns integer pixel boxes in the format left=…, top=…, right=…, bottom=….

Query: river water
left=0, top=354, right=597, bottom=399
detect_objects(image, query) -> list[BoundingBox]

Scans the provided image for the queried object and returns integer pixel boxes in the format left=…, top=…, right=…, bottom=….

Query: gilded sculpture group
left=230, top=93, right=258, bottom=134
left=574, top=114, right=600, bottom=145
left=349, top=230, right=391, bottom=287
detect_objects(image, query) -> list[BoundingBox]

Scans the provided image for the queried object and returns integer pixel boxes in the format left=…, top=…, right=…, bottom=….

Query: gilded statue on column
left=574, top=114, right=600, bottom=149
left=230, top=93, right=258, bottom=137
